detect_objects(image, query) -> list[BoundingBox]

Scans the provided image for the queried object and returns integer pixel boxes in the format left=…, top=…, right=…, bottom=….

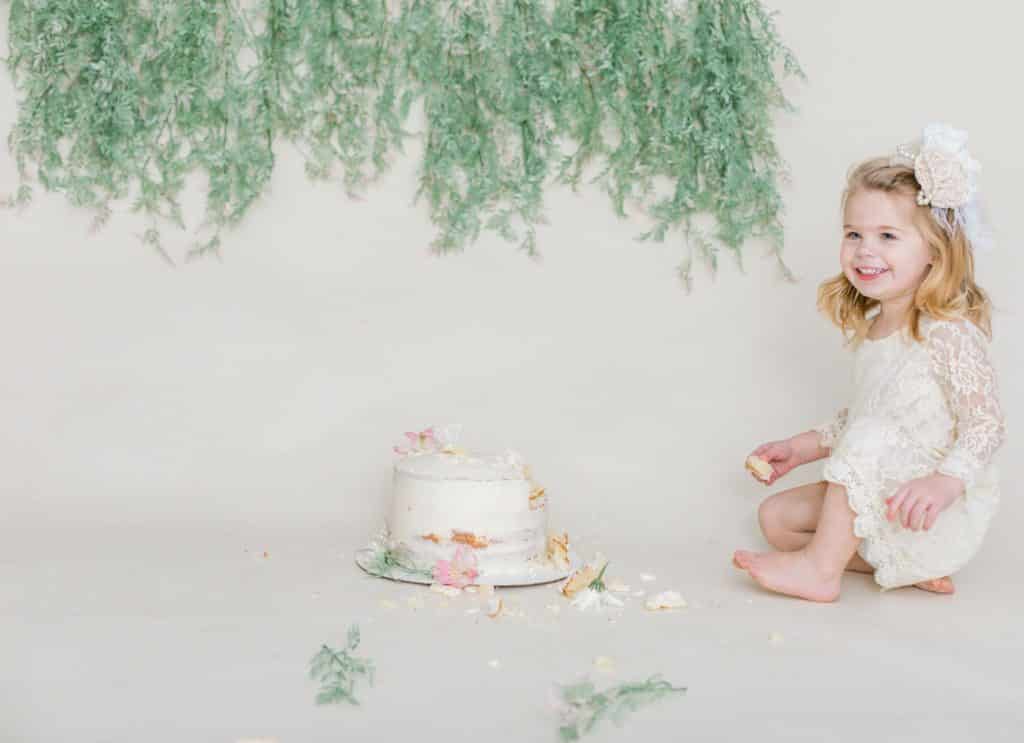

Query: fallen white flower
left=571, top=587, right=624, bottom=612
left=645, top=591, right=687, bottom=611
left=640, top=573, right=657, bottom=582
left=561, top=554, right=609, bottom=598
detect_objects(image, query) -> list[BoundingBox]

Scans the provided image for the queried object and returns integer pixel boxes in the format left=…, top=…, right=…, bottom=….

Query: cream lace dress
left=814, top=316, right=1007, bottom=589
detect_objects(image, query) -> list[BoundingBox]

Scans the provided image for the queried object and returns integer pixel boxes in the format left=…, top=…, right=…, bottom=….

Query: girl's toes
left=733, top=550, right=755, bottom=570
left=914, top=576, right=956, bottom=594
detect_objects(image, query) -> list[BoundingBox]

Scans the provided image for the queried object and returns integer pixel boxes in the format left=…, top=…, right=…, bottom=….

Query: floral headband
left=890, top=123, right=993, bottom=252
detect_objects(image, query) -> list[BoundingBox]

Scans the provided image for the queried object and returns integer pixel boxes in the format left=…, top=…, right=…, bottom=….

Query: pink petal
left=433, top=561, right=452, bottom=585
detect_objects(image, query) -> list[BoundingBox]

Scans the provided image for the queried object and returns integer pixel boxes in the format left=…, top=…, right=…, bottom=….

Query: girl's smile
left=853, top=265, right=889, bottom=281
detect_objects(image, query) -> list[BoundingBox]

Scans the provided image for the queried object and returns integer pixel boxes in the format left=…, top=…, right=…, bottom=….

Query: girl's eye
left=882, top=232, right=897, bottom=240
left=845, top=231, right=860, bottom=239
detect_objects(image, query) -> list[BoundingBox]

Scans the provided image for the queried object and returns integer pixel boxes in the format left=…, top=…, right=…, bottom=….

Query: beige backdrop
left=2, top=2, right=1021, bottom=741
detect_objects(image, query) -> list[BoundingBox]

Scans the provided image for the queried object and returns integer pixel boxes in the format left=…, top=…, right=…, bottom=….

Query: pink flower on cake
left=393, top=427, right=438, bottom=456
left=432, top=545, right=480, bottom=588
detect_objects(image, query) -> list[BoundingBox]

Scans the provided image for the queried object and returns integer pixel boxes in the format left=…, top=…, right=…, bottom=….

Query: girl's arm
left=925, top=320, right=1007, bottom=490
left=789, top=427, right=835, bottom=466
left=747, top=419, right=840, bottom=486
left=886, top=320, right=1006, bottom=531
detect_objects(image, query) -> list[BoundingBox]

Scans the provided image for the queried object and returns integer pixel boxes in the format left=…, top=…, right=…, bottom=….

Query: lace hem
left=823, top=456, right=932, bottom=590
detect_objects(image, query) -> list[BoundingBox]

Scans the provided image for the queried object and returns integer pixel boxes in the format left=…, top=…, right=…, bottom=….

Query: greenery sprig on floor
left=4, top=0, right=802, bottom=284
left=555, top=674, right=687, bottom=740
left=309, top=624, right=375, bottom=706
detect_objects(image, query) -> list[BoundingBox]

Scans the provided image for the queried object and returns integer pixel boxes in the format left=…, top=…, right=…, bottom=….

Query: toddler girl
left=733, top=123, right=1006, bottom=602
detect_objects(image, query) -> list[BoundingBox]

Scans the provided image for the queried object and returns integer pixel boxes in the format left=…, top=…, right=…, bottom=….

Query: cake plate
left=354, top=547, right=580, bottom=588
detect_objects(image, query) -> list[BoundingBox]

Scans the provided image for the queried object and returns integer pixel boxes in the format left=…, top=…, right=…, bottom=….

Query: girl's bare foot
left=732, top=549, right=841, bottom=602
left=913, top=576, right=955, bottom=594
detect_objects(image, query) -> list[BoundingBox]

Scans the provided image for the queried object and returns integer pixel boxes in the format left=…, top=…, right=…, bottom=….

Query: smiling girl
left=733, top=124, right=1006, bottom=601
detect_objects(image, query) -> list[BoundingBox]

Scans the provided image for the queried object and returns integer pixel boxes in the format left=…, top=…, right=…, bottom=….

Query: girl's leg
left=757, top=481, right=875, bottom=573
left=733, top=482, right=861, bottom=602
left=757, top=481, right=954, bottom=594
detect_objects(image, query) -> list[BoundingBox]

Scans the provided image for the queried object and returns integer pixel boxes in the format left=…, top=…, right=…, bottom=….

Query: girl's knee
left=757, top=493, right=785, bottom=534
left=758, top=483, right=826, bottom=535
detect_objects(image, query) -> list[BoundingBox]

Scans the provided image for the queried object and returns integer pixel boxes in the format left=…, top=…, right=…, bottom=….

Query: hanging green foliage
left=3, top=0, right=802, bottom=284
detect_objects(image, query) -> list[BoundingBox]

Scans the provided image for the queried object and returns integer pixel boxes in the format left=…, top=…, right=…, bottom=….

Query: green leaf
left=309, top=626, right=374, bottom=707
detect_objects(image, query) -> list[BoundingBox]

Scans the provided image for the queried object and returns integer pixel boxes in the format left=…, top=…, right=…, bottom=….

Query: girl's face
left=841, top=189, right=933, bottom=305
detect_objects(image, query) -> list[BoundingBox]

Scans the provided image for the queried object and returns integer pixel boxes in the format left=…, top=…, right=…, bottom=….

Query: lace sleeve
left=925, top=319, right=1007, bottom=489
left=813, top=408, right=849, bottom=450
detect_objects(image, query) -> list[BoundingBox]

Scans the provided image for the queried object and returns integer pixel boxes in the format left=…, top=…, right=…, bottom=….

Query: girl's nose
left=854, top=241, right=879, bottom=258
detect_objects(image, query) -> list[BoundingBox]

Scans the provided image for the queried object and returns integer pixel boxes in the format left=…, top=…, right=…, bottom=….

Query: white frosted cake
left=357, top=424, right=573, bottom=585
left=388, top=448, right=550, bottom=578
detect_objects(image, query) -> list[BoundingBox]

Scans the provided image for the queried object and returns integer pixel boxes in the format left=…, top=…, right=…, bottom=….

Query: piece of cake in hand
left=745, top=455, right=774, bottom=482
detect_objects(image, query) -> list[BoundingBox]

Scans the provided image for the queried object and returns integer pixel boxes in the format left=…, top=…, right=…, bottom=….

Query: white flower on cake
left=434, top=423, right=468, bottom=455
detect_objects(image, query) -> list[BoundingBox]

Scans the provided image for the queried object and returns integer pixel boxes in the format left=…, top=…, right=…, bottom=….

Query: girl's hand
left=747, top=440, right=800, bottom=486
left=885, top=474, right=964, bottom=531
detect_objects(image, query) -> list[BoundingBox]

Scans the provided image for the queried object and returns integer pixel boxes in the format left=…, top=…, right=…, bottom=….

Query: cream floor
left=3, top=516, right=1022, bottom=742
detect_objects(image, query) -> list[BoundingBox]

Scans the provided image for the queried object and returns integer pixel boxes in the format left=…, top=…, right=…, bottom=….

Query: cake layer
left=388, top=452, right=546, bottom=576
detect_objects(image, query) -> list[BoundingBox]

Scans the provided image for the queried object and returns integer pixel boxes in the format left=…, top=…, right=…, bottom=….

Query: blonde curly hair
left=817, top=157, right=992, bottom=344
